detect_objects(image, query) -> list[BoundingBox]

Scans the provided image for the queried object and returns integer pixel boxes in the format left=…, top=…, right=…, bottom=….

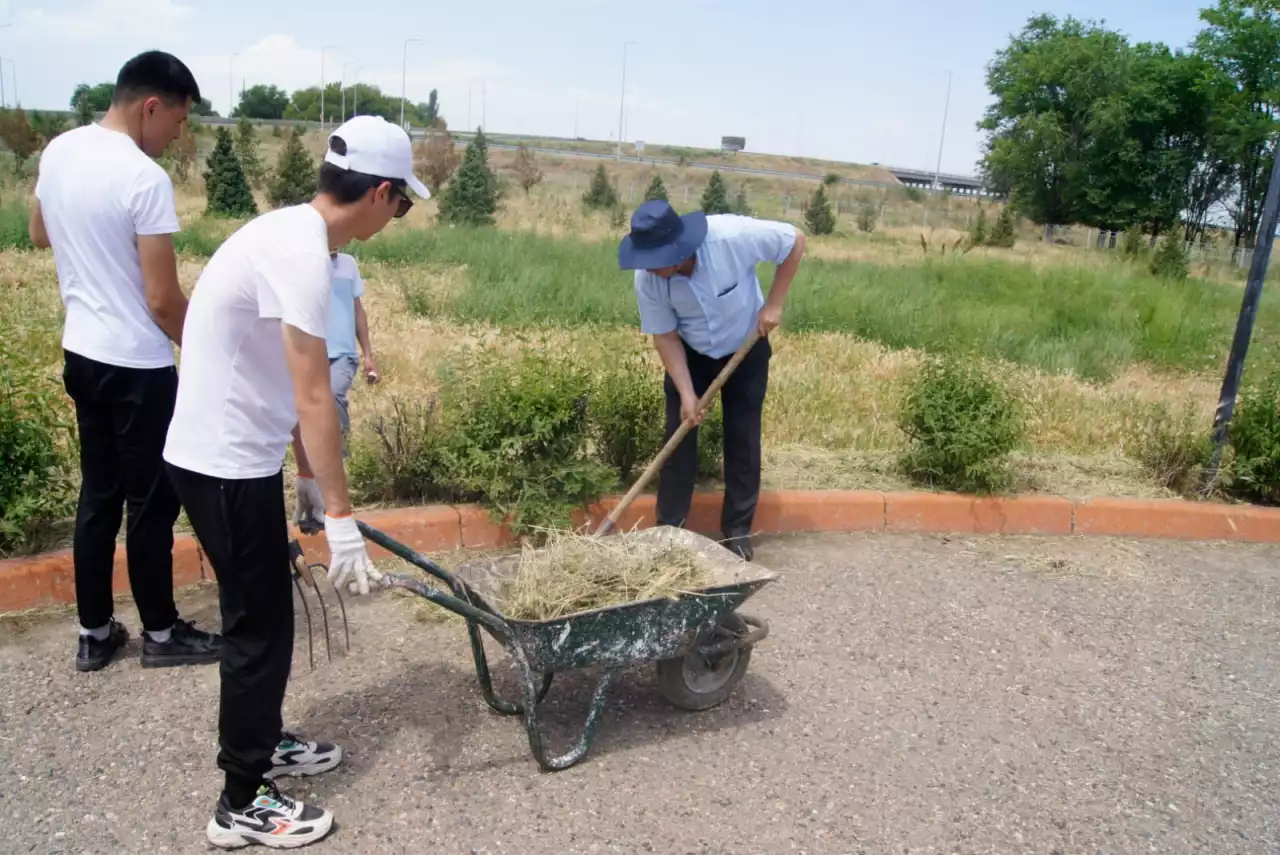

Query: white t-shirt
left=163, top=205, right=332, bottom=480
left=35, top=123, right=181, bottom=369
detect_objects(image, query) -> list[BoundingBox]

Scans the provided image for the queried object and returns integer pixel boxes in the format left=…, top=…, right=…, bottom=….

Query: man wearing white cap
left=161, top=115, right=429, bottom=849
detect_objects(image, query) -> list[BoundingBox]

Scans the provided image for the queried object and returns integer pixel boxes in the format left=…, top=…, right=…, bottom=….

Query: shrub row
left=348, top=346, right=725, bottom=534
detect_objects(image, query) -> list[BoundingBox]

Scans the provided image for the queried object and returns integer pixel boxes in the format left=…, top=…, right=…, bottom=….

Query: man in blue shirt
left=326, top=249, right=378, bottom=448
left=618, top=199, right=806, bottom=561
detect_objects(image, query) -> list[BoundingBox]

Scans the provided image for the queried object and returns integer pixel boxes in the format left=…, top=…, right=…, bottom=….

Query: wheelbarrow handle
left=383, top=573, right=513, bottom=642
left=597, top=329, right=762, bottom=536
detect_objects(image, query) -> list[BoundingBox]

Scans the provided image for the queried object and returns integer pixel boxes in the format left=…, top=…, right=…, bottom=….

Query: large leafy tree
left=233, top=84, right=290, bottom=120
left=1195, top=0, right=1280, bottom=248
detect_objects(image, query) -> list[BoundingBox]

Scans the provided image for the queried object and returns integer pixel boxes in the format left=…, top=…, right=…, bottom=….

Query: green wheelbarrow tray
left=358, top=521, right=777, bottom=771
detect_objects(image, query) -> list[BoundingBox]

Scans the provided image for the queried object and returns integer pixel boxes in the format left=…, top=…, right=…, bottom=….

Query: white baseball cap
left=323, top=114, right=431, bottom=200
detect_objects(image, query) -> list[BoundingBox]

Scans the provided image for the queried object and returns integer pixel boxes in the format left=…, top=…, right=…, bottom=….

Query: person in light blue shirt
left=618, top=200, right=806, bottom=561
left=326, top=250, right=379, bottom=453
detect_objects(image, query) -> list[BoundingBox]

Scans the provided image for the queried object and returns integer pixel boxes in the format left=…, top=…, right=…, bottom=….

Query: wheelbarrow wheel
left=656, top=613, right=752, bottom=711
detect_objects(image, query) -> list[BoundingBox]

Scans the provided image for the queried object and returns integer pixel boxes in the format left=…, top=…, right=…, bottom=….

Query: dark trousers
left=165, top=463, right=292, bottom=805
left=62, top=350, right=181, bottom=633
left=657, top=336, right=771, bottom=539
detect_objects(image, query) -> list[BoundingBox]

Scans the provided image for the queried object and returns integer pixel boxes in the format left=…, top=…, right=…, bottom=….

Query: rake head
left=288, top=531, right=351, bottom=670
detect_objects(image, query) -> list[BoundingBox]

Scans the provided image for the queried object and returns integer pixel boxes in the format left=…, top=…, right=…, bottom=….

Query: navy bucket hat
left=617, top=200, right=708, bottom=270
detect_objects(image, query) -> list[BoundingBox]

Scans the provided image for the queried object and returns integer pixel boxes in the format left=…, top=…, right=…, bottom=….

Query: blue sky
left=3, top=0, right=1213, bottom=174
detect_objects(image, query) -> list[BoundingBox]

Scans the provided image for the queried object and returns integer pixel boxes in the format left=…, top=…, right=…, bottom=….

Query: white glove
left=323, top=514, right=383, bottom=596
left=293, top=477, right=325, bottom=528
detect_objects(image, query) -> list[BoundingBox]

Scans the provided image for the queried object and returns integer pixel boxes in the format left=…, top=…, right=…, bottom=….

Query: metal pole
left=400, top=38, right=420, bottom=128
left=933, top=70, right=952, bottom=190
left=1205, top=139, right=1280, bottom=489
left=353, top=70, right=359, bottom=116
left=342, top=63, right=355, bottom=122
left=229, top=53, right=235, bottom=118
left=320, top=46, right=340, bottom=127
left=481, top=81, right=486, bottom=131
left=467, top=83, right=473, bottom=130
left=5, top=60, right=16, bottom=107
left=616, top=42, right=634, bottom=161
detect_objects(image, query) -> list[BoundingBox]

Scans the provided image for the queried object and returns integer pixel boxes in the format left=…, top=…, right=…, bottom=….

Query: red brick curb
left=4, top=491, right=1280, bottom=614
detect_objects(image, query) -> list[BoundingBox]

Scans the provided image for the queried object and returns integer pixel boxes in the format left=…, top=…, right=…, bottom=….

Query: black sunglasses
left=393, top=186, right=413, bottom=219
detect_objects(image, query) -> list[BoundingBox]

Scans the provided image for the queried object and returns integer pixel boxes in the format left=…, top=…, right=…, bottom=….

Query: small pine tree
left=415, top=130, right=461, bottom=195
left=0, top=109, right=40, bottom=165
left=234, top=117, right=265, bottom=188
left=1119, top=226, right=1147, bottom=259
left=204, top=126, right=257, bottom=218
left=438, top=128, right=500, bottom=226
left=732, top=188, right=751, bottom=216
left=161, top=123, right=197, bottom=183
left=1150, top=235, right=1190, bottom=280
left=268, top=127, right=318, bottom=209
left=970, top=207, right=988, bottom=246
left=701, top=170, right=731, bottom=214
left=988, top=206, right=1016, bottom=248
left=583, top=164, right=619, bottom=210
left=512, top=142, right=543, bottom=195
left=804, top=184, right=836, bottom=235
left=856, top=198, right=879, bottom=233
left=643, top=175, right=668, bottom=202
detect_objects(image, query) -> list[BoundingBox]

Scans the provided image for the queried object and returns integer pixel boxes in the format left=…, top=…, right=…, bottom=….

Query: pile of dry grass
left=500, top=530, right=712, bottom=621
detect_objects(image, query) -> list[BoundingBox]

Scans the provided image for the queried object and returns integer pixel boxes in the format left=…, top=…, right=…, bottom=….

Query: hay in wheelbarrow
left=498, top=528, right=721, bottom=622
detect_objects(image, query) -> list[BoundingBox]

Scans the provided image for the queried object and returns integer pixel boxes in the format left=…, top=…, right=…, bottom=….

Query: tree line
left=981, top=0, right=1278, bottom=249
left=70, top=81, right=441, bottom=128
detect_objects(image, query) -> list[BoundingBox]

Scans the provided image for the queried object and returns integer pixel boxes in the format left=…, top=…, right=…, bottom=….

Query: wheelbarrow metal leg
left=467, top=623, right=553, bottom=715
left=509, top=644, right=614, bottom=772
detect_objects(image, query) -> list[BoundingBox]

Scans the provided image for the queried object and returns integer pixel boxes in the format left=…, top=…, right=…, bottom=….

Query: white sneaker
left=206, top=783, right=333, bottom=849
left=264, top=731, right=343, bottom=780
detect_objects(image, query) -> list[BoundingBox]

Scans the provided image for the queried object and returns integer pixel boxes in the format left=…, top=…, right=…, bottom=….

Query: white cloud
left=20, top=0, right=192, bottom=43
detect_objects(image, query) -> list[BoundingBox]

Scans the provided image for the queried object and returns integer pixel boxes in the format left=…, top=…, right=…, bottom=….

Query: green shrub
left=988, top=206, right=1016, bottom=248
left=582, top=164, right=619, bottom=211
left=0, top=333, right=76, bottom=554
left=204, top=126, right=257, bottom=218
left=1150, top=235, right=1190, bottom=281
left=805, top=185, right=835, bottom=236
left=1119, top=227, right=1147, bottom=260
left=439, top=347, right=616, bottom=533
left=1130, top=401, right=1213, bottom=497
left=348, top=396, right=466, bottom=504
left=439, top=129, right=500, bottom=226
left=589, top=354, right=665, bottom=484
left=700, top=170, right=731, bottom=214
left=857, top=199, right=878, bottom=234
left=643, top=175, right=668, bottom=203
left=969, top=207, right=988, bottom=246
left=1228, top=376, right=1280, bottom=503
left=268, top=127, right=317, bottom=209
left=903, top=186, right=926, bottom=203
left=897, top=355, right=1024, bottom=493
left=234, top=117, right=265, bottom=188
left=0, top=198, right=33, bottom=250
left=695, top=401, right=724, bottom=482
left=823, top=172, right=841, bottom=187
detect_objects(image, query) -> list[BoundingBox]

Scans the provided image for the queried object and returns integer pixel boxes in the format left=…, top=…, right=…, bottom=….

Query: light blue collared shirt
left=326, top=252, right=364, bottom=360
left=634, top=214, right=798, bottom=358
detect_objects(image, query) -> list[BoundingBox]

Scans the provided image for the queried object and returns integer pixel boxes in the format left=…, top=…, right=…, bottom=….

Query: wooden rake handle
left=596, top=330, right=762, bottom=536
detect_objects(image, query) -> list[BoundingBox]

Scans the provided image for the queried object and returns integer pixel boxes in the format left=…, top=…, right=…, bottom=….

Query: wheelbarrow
left=363, top=522, right=777, bottom=771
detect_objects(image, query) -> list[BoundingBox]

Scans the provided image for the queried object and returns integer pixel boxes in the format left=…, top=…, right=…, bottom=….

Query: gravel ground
left=2, top=531, right=1280, bottom=855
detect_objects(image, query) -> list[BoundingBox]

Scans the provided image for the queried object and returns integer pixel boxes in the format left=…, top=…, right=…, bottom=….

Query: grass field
left=0, top=122, right=1272, bottom=555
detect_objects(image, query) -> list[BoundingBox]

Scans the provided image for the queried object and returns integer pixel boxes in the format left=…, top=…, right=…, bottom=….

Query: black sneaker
left=265, top=731, right=343, bottom=780
left=206, top=782, right=334, bottom=849
left=76, top=619, right=129, bottom=672
left=140, top=618, right=222, bottom=668
left=721, top=534, right=754, bottom=562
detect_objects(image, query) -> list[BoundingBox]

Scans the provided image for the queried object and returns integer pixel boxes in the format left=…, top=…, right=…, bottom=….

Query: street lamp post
left=341, top=63, right=356, bottom=121
left=320, top=45, right=339, bottom=128
left=229, top=52, right=237, bottom=118
left=616, top=41, right=636, bottom=161
left=933, top=70, right=952, bottom=191
left=400, top=38, right=421, bottom=128
left=352, top=68, right=361, bottom=117
left=6, top=59, right=17, bottom=107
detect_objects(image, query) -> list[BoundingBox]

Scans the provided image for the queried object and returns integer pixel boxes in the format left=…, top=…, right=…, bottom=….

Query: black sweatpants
left=165, top=463, right=292, bottom=806
left=657, top=336, right=772, bottom=539
left=62, top=350, right=181, bottom=633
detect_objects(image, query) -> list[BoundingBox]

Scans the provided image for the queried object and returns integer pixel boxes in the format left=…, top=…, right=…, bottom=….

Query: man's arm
left=353, top=297, right=377, bottom=382
left=28, top=198, right=50, bottom=249
left=138, top=234, right=188, bottom=346
left=653, top=331, right=704, bottom=426
left=757, top=227, right=806, bottom=336
left=282, top=323, right=352, bottom=517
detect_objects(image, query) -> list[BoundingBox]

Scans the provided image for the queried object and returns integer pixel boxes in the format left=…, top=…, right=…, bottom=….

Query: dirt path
left=2, top=532, right=1279, bottom=854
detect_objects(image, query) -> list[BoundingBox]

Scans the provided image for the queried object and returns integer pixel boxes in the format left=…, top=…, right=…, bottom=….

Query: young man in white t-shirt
left=29, top=50, right=222, bottom=672
left=162, top=115, right=429, bottom=849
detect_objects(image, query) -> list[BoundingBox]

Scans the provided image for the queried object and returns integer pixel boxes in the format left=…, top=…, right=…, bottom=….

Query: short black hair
left=113, top=51, right=201, bottom=107
left=316, top=134, right=405, bottom=204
